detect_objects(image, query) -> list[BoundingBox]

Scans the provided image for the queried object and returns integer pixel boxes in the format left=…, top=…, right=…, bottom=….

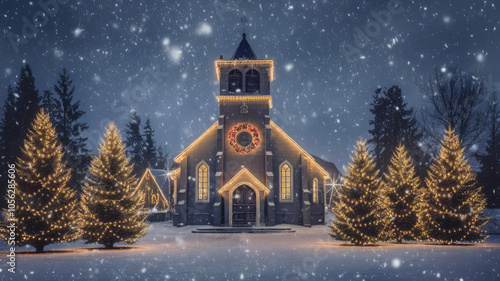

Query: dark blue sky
left=1, top=0, right=499, bottom=171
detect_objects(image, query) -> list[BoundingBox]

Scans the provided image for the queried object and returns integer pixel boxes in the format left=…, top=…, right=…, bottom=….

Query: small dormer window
left=245, top=69, right=260, bottom=93
left=228, top=69, right=242, bottom=94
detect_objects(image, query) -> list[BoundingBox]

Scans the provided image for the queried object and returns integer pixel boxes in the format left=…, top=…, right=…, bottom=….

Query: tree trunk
left=104, top=242, right=114, bottom=249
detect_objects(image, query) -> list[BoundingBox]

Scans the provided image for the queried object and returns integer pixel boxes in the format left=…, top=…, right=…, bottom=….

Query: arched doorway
left=232, top=185, right=256, bottom=226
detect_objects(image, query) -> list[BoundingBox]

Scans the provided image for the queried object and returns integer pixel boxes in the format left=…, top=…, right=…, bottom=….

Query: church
left=169, top=33, right=339, bottom=227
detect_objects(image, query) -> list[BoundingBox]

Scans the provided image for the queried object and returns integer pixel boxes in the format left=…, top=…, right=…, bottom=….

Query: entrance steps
left=192, top=227, right=295, bottom=233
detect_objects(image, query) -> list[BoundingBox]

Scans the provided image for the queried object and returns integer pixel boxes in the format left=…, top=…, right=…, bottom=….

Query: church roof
left=311, top=155, right=342, bottom=181
left=270, top=120, right=331, bottom=179
left=231, top=33, right=257, bottom=60
left=173, top=122, right=218, bottom=162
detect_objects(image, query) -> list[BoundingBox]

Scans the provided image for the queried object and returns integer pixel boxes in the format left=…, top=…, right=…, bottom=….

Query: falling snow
left=0, top=2, right=499, bottom=278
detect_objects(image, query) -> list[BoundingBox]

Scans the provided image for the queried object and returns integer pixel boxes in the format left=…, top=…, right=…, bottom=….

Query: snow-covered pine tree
left=385, top=144, right=423, bottom=243
left=51, top=69, right=90, bottom=193
left=125, top=111, right=145, bottom=176
left=422, top=127, right=489, bottom=244
left=142, top=118, right=157, bottom=169
left=80, top=122, right=146, bottom=249
left=154, top=144, right=168, bottom=170
left=368, top=86, right=425, bottom=176
left=41, top=90, right=60, bottom=124
left=0, top=86, right=18, bottom=209
left=477, top=93, right=500, bottom=208
left=1, top=109, right=79, bottom=253
left=15, top=65, right=41, bottom=142
left=0, top=65, right=41, bottom=209
left=331, top=139, right=389, bottom=245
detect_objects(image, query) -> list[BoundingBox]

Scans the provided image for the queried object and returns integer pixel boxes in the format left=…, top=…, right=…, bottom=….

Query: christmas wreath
left=229, top=123, right=260, bottom=154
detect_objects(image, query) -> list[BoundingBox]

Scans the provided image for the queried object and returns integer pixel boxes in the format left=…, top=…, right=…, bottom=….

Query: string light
left=79, top=122, right=147, bottom=249
left=331, top=139, right=390, bottom=245
left=215, top=59, right=274, bottom=81
left=135, top=169, right=169, bottom=210
left=384, top=144, right=423, bottom=243
left=0, top=109, right=79, bottom=252
left=219, top=168, right=270, bottom=194
left=420, top=127, right=489, bottom=244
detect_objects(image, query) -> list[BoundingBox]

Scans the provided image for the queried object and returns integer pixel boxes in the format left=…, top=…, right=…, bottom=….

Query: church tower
left=214, top=33, right=275, bottom=226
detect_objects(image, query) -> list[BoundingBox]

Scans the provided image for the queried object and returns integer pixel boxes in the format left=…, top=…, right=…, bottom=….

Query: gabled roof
left=149, top=169, right=170, bottom=191
left=219, top=168, right=270, bottom=194
left=136, top=168, right=170, bottom=210
left=173, top=122, right=218, bottom=162
left=231, top=33, right=257, bottom=60
left=171, top=120, right=332, bottom=180
left=311, top=155, right=342, bottom=180
left=270, top=120, right=331, bottom=179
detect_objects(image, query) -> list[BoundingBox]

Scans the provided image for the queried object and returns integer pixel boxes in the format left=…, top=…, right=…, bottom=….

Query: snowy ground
left=1, top=218, right=499, bottom=281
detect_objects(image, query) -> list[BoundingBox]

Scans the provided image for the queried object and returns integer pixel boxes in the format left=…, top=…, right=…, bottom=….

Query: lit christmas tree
left=422, top=127, right=489, bottom=244
left=80, top=122, right=146, bottom=249
left=385, top=144, right=423, bottom=243
left=1, top=109, right=78, bottom=253
left=331, top=140, right=389, bottom=245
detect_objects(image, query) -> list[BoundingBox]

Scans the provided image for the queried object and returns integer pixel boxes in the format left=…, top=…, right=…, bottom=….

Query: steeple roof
left=231, top=33, right=257, bottom=60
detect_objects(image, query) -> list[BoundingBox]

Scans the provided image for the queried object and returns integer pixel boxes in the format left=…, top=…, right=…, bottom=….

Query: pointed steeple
left=231, top=33, right=257, bottom=60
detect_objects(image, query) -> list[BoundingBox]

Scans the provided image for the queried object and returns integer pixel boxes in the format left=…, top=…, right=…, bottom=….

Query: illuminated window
left=228, top=69, right=242, bottom=94
left=245, top=69, right=260, bottom=93
left=312, top=178, right=318, bottom=203
left=280, top=161, right=293, bottom=202
left=197, top=162, right=209, bottom=202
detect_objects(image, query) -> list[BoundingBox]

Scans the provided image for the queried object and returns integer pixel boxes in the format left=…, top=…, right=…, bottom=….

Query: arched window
left=245, top=69, right=260, bottom=93
left=280, top=161, right=293, bottom=202
left=228, top=69, right=242, bottom=94
left=196, top=162, right=209, bottom=202
left=312, top=178, right=318, bottom=203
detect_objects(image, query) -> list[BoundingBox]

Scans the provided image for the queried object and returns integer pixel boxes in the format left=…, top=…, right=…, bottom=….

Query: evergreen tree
left=125, top=111, right=144, bottom=176
left=1, top=109, right=78, bottom=253
left=0, top=65, right=41, bottom=209
left=477, top=94, right=500, bottom=208
left=0, top=86, right=18, bottom=209
left=154, top=144, right=168, bottom=170
left=15, top=65, right=41, bottom=141
left=41, top=90, right=60, bottom=123
left=143, top=118, right=156, bottom=169
left=331, top=140, right=389, bottom=245
left=368, top=88, right=387, bottom=165
left=368, top=86, right=424, bottom=175
left=385, top=144, right=423, bottom=242
left=422, top=127, right=489, bottom=244
left=51, top=69, right=90, bottom=192
left=80, top=122, right=146, bottom=249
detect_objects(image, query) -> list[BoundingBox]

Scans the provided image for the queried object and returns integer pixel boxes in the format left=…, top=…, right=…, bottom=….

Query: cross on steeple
left=241, top=16, right=247, bottom=34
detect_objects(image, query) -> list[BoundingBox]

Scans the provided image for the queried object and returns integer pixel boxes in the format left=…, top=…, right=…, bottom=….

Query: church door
left=232, top=185, right=256, bottom=226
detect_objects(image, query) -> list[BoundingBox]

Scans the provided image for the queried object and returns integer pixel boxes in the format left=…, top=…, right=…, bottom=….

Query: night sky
left=1, top=0, right=499, bottom=171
